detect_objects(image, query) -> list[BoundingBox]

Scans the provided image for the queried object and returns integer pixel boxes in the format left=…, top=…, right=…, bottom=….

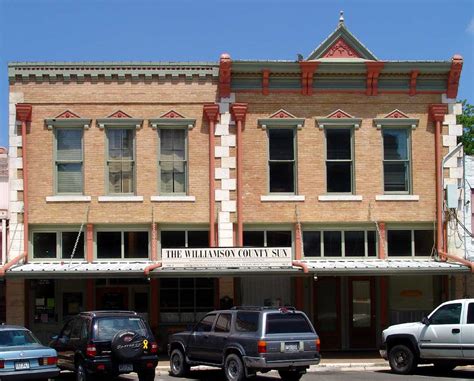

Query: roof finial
left=339, top=10, right=344, bottom=26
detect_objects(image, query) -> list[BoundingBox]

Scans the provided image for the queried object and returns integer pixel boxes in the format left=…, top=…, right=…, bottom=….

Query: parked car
left=50, top=310, right=158, bottom=381
left=380, top=298, right=474, bottom=374
left=168, top=306, right=321, bottom=381
left=0, top=324, right=60, bottom=380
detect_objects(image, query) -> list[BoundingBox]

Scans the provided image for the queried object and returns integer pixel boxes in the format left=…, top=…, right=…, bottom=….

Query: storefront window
left=387, top=229, right=434, bottom=257
left=62, top=292, right=83, bottom=320
left=33, top=233, right=56, bottom=259
left=161, top=230, right=209, bottom=248
left=32, top=231, right=85, bottom=260
left=243, top=230, right=292, bottom=247
left=33, top=280, right=56, bottom=323
left=97, top=230, right=149, bottom=259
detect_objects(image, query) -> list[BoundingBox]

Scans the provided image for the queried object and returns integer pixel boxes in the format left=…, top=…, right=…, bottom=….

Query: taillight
left=257, top=340, right=267, bottom=353
left=40, top=357, right=57, bottom=366
left=86, top=344, right=97, bottom=357
left=0, top=359, right=4, bottom=369
left=316, top=338, right=321, bottom=352
left=150, top=342, right=158, bottom=354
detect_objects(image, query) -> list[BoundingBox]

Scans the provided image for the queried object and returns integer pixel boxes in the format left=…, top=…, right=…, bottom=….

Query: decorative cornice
left=366, top=62, right=385, bottom=96
left=446, top=55, right=463, bottom=99
left=429, top=104, right=448, bottom=123
left=322, top=37, right=361, bottom=59
left=258, top=109, right=304, bottom=129
left=149, top=110, right=196, bottom=129
left=373, top=110, right=419, bottom=129
left=231, top=103, right=248, bottom=123
left=383, top=109, right=410, bottom=119
left=316, top=109, right=361, bottom=129
left=45, top=118, right=92, bottom=130
left=203, top=104, right=219, bottom=122
left=16, top=104, right=32, bottom=122
left=268, top=109, right=298, bottom=119
left=56, top=110, right=81, bottom=119
left=409, top=70, right=419, bottom=96
left=299, top=61, right=319, bottom=95
left=108, top=110, right=132, bottom=118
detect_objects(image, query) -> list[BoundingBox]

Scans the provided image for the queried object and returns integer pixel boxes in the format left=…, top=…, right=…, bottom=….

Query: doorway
left=313, top=277, right=341, bottom=350
left=348, top=277, right=376, bottom=349
left=96, top=287, right=129, bottom=310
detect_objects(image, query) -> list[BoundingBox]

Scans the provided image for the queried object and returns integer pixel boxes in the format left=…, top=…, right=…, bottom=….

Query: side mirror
left=421, top=316, right=430, bottom=326
left=50, top=335, right=59, bottom=341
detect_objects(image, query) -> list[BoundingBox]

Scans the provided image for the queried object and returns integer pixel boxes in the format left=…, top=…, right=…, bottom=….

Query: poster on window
left=161, top=247, right=292, bottom=268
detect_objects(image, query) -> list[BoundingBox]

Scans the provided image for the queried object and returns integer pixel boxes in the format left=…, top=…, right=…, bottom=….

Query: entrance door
left=96, top=287, right=129, bottom=310
left=313, top=277, right=341, bottom=350
left=349, top=278, right=376, bottom=349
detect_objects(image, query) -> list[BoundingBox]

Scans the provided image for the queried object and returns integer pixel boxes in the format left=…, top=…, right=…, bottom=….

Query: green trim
left=373, top=118, right=419, bottom=129
left=258, top=118, right=305, bottom=130
left=45, top=118, right=91, bottom=130
left=316, top=118, right=362, bottom=129
left=149, top=118, right=196, bottom=129
left=97, top=118, right=143, bottom=129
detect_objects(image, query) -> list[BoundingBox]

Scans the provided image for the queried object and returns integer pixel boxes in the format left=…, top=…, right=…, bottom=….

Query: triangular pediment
left=268, top=109, right=298, bottom=119
left=326, top=109, right=355, bottom=119
left=160, top=110, right=185, bottom=119
left=384, top=109, right=410, bottom=119
left=107, top=110, right=132, bottom=118
left=306, top=18, right=377, bottom=61
left=55, top=110, right=81, bottom=119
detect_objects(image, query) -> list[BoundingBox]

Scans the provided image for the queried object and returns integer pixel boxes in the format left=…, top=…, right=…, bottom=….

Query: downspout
left=144, top=262, right=162, bottom=277
left=292, top=261, right=309, bottom=274
left=439, top=251, right=474, bottom=273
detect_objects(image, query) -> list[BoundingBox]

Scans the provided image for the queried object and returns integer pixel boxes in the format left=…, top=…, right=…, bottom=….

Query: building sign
left=161, top=247, right=292, bottom=268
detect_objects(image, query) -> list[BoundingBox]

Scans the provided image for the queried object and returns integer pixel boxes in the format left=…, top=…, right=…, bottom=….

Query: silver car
left=0, top=325, right=60, bottom=380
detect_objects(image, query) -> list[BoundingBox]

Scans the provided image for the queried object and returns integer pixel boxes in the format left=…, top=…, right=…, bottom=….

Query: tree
left=459, top=100, right=474, bottom=155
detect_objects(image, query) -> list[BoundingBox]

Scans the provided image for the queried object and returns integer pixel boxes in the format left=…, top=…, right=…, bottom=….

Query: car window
left=60, top=319, right=75, bottom=339
left=430, top=303, right=462, bottom=325
left=265, top=313, right=314, bottom=334
left=94, top=317, right=148, bottom=341
left=215, top=313, right=232, bottom=333
left=235, top=312, right=259, bottom=332
left=194, top=314, right=216, bottom=333
left=81, top=319, right=89, bottom=339
left=467, top=303, right=474, bottom=324
left=0, top=330, right=40, bottom=347
left=71, top=319, right=83, bottom=340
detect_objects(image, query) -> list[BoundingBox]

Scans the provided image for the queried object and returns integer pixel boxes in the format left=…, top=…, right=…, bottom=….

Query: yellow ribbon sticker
left=143, top=339, right=149, bottom=350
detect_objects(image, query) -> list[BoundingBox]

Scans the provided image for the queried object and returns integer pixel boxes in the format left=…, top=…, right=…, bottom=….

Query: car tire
left=138, top=370, right=156, bottom=381
left=76, top=362, right=94, bottom=381
left=388, top=344, right=417, bottom=375
left=433, top=361, right=457, bottom=372
left=224, top=353, right=247, bottom=381
left=278, top=369, right=303, bottom=381
left=169, top=348, right=190, bottom=377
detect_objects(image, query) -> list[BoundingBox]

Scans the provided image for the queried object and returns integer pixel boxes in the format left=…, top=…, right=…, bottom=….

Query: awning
left=301, top=259, right=470, bottom=275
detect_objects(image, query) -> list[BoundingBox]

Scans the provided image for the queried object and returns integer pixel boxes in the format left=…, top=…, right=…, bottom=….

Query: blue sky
left=0, top=0, right=473, bottom=147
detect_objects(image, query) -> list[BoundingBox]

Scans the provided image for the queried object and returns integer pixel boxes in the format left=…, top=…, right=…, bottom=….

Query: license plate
left=15, top=361, right=30, bottom=370
left=285, top=343, right=299, bottom=352
left=119, top=363, right=133, bottom=372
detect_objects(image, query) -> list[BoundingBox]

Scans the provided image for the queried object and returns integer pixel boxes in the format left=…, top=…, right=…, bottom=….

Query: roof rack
left=81, top=310, right=138, bottom=317
left=231, top=306, right=296, bottom=312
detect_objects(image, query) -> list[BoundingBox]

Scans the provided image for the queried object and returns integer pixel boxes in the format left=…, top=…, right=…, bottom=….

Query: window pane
left=57, top=129, right=82, bottom=161
left=327, top=162, right=352, bottom=193
left=387, top=230, right=411, bottom=256
left=109, top=162, right=134, bottom=194
left=303, top=231, right=321, bottom=257
left=160, top=161, right=173, bottom=194
left=468, top=303, right=474, bottom=324
left=173, top=162, right=186, bottom=193
left=367, top=231, right=377, bottom=257
left=383, top=129, right=408, bottom=160
left=384, top=162, right=409, bottom=192
left=97, top=232, right=121, bottom=259
left=345, top=231, right=365, bottom=257
left=57, top=163, right=83, bottom=193
left=236, top=312, right=259, bottom=332
left=188, top=231, right=209, bottom=248
left=266, top=313, right=313, bottom=334
left=172, top=129, right=186, bottom=161
left=324, top=231, right=342, bottom=257
left=269, top=129, right=294, bottom=160
left=326, top=129, right=351, bottom=160
left=62, top=232, right=84, bottom=259
left=195, top=314, right=216, bottom=332
left=33, top=233, right=56, bottom=259
left=269, top=162, right=294, bottom=193
left=215, top=313, right=232, bottom=333
left=124, top=231, right=148, bottom=258
left=267, top=231, right=292, bottom=247
left=414, top=230, right=434, bottom=257
left=108, top=129, right=134, bottom=160
left=430, top=303, right=462, bottom=325
left=244, top=231, right=265, bottom=247
left=161, top=231, right=185, bottom=248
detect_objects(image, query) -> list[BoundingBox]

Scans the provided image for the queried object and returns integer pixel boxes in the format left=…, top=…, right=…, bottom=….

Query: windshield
left=94, top=317, right=148, bottom=341
left=265, top=313, right=314, bottom=334
left=0, top=329, right=41, bottom=347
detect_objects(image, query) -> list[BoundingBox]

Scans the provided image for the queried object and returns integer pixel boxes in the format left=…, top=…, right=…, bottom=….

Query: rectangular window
left=243, top=230, right=292, bottom=247
left=303, top=230, right=377, bottom=257
left=268, top=129, right=296, bottom=193
left=32, top=231, right=84, bottom=260
left=326, top=128, right=353, bottom=193
left=97, top=230, right=149, bottom=259
left=55, top=129, right=83, bottom=194
left=161, top=230, right=209, bottom=249
left=383, top=129, right=410, bottom=193
left=159, top=129, right=187, bottom=194
left=107, top=129, right=134, bottom=194
left=387, top=229, right=434, bottom=257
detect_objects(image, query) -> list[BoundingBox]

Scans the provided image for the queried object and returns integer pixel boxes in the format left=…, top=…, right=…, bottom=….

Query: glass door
left=314, top=277, right=341, bottom=350
left=349, top=277, right=375, bottom=349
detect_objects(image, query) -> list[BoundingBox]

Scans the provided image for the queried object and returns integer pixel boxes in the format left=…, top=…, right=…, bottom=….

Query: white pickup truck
left=380, top=298, right=474, bottom=374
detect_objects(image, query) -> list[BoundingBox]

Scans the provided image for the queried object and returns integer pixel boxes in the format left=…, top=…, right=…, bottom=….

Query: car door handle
left=452, top=328, right=460, bottom=334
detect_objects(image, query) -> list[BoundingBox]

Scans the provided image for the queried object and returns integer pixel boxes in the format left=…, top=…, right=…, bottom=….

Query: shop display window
left=33, top=280, right=56, bottom=323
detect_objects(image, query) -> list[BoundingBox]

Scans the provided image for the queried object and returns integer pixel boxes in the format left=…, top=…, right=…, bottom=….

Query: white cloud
left=467, top=17, right=474, bottom=35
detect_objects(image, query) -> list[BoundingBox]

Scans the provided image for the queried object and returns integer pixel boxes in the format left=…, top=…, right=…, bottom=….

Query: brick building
left=4, top=15, right=471, bottom=350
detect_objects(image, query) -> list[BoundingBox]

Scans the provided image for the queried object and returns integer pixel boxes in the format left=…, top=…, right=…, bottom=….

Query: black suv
left=50, top=310, right=158, bottom=381
left=168, top=307, right=320, bottom=381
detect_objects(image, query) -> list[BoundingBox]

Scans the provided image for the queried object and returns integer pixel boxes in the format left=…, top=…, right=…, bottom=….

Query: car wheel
left=433, top=361, right=457, bottom=372
left=224, top=353, right=246, bottom=381
left=278, top=369, right=303, bottom=381
left=169, top=348, right=190, bottom=377
left=388, top=344, right=417, bottom=374
left=138, top=370, right=156, bottom=381
left=76, top=362, right=94, bottom=381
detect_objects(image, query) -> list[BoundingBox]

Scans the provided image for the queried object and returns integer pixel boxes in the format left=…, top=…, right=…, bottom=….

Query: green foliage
left=459, top=100, right=474, bottom=155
